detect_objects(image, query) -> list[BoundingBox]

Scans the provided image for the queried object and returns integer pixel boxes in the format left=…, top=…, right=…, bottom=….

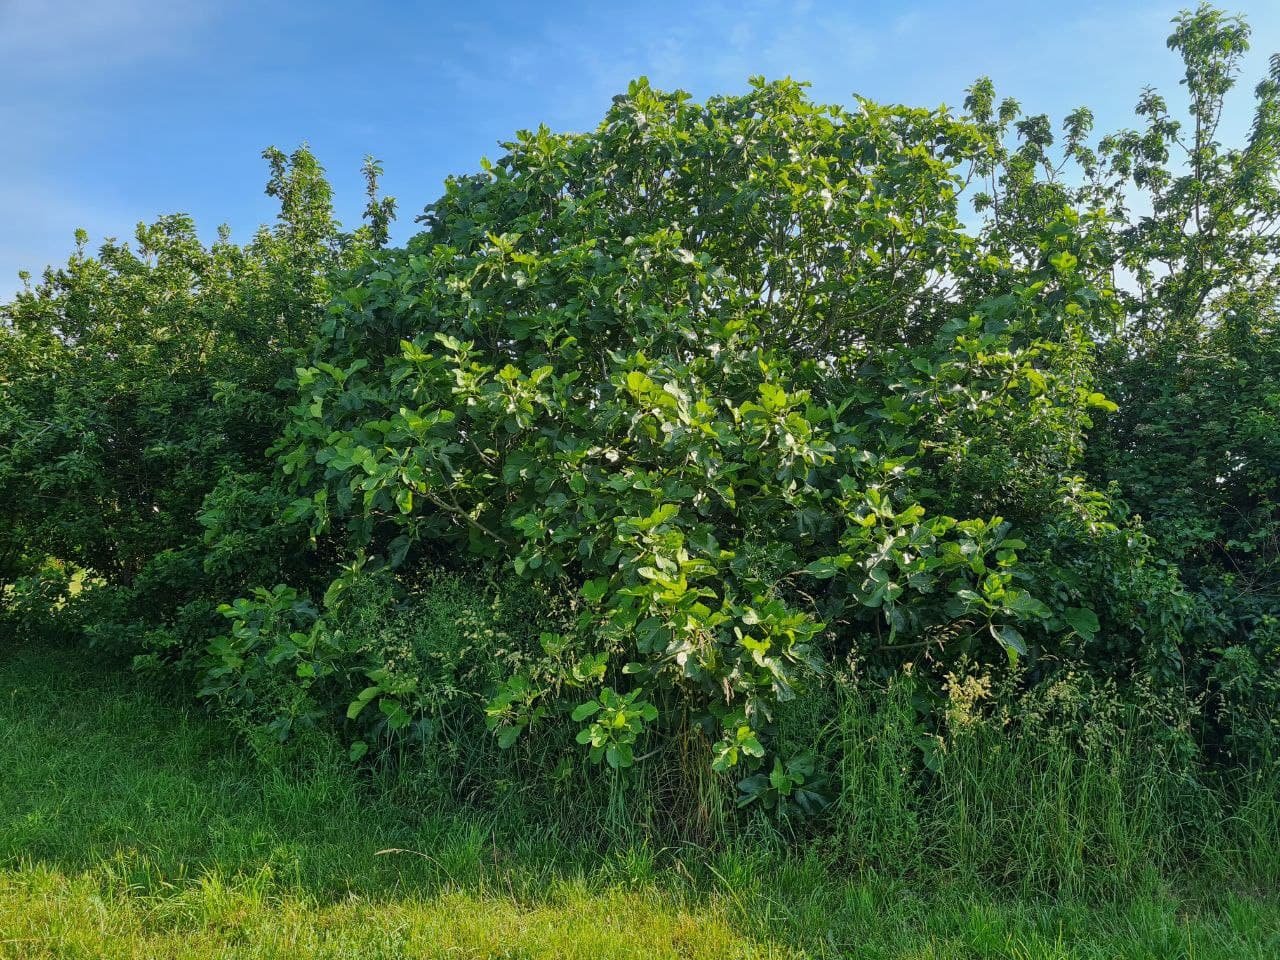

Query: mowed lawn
left=0, top=643, right=1276, bottom=959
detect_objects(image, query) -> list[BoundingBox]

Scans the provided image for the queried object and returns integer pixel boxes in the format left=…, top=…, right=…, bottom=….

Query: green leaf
left=1086, top=392, right=1119, bottom=412
left=347, top=686, right=380, bottom=721
left=581, top=578, right=609, bottom=602
left=606, top=743, right=633, bottom=768
left=991, top=623, right=1027, bottom=661
left=395, top=487, right=414, bottom=514
left=1063, top=606, right=1100, bottom=639
left=1048, top=250, right=1078, bottom=274
left=805, top=556, right=847, bottom=579
left=1005, top=592, right=1051, bottom=620
left=379, top=699, right=411, bottom=731
left=496, top=726, right=522, bottom=749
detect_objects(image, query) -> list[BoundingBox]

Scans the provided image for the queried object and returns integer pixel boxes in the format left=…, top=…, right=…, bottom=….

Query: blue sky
left=3, top=0, right=1279, bottom=298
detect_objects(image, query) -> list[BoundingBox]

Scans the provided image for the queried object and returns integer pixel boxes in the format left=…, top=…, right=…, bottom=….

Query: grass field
left=1, top=642, right=1277, bottom=959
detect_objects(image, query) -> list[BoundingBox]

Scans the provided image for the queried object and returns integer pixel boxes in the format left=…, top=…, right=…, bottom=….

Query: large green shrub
left=212, top=77, right=1139, bottom=796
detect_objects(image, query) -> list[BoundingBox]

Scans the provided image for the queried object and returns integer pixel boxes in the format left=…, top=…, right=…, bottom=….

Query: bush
left=0, top=148, right=392, bottom=667
left=257, top=77, right=1126, bottom=798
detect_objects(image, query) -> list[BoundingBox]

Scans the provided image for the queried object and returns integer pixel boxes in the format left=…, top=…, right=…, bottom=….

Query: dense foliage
left=1, top=148, right=392, bottom=654
left=227, top=79, right=1130, bottom=780
left=2, top=5, right=1276, bottom=833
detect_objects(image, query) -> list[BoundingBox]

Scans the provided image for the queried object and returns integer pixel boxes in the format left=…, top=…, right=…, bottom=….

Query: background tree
left=964, top=3, right=1280, bottom=751
left=0, top=147, right=394, bottom=656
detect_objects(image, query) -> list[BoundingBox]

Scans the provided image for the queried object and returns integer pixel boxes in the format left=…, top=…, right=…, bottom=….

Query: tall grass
left=830, top=667, right=1280, bottom=900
